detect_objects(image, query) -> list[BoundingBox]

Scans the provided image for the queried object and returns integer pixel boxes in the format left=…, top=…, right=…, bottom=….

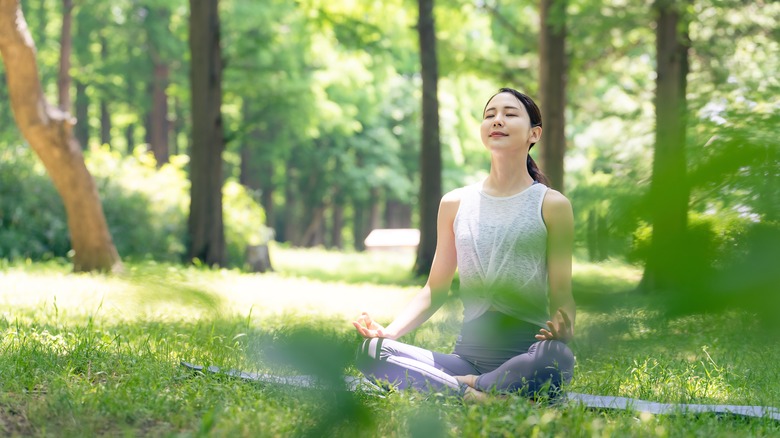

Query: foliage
left=1, top=145, right=270, bottom=267
left=0, top=0, right=777, bottom=262
left=0, top=145, right=69, bottom=260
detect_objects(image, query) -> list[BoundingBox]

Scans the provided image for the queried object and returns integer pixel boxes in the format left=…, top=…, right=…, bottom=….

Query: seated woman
left=353, top=88, right=575, bottom=400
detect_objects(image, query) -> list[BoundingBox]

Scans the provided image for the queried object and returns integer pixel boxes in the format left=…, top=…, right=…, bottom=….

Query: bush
left=0, top=145, right=69, bottom=260
left=0, top=144, right=270, bottom=267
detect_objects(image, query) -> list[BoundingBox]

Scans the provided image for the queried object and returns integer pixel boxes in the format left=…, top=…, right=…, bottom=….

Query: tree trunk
left=0, top=0, right=121, bottom=272
left=353, top=199, right=367, bottom=251
left=149, top=61, right=170, bottom=166
left=99, top=36, right=111, bottom=147
left=331, top=201, right=344, bottom=249
left=74, top=80, right=89, bottom=148
left=385, top=199, right=413, bottom=229
left=640, top=0, right=690, bottom=292
left=100, top=100, right=111, bottom=147
left=187, top=0, right=225, bottom=266
left=414, top=0, right=442, bottom=277
left=538, top=0, right=567, bottom=192
left=57, top=0, right=73, bottom=112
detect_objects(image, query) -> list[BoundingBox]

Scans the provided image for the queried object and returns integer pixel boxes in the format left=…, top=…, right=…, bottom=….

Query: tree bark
left=414, top=0, right=442, bottom=277
left=99, top=35, right=111, bottom=147
left=187, top=0, right=225, bottom=266
left=150, top=61, right=170, bottom=165
left=57, top=0, right=73, bottom=112
left=0, top=0, right=121, bottom=272
left=74, top=80, right=89, bottom=147
left=331, top=201, right=344, bottom=249
left=640, top=0, right=690, bottom=292
left=538, top=0, right=567, bottom=192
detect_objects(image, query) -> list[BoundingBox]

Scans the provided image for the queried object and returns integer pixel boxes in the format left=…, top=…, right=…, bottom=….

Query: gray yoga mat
left=180, top=361, right=780, bottom=421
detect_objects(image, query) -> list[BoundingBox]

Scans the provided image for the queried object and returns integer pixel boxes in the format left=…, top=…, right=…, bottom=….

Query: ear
left=530, top=126, right=542, bottom=144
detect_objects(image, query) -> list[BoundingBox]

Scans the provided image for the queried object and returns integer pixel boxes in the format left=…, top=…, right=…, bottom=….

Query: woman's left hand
left=535, top=308, right=574, bottom=343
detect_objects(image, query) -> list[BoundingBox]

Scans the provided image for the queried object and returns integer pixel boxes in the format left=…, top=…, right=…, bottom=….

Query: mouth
left=489, top=132, right=507, bottom=137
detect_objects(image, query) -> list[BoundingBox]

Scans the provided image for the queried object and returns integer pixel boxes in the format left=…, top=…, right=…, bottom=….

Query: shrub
left=0, top=144, right=270, bottom=267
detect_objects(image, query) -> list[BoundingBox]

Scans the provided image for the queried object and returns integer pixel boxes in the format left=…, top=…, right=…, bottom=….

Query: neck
left=483, top=151, right=534, bottom=197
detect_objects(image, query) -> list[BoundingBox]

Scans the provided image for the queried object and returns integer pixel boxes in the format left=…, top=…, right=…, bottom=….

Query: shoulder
left=439, top=187, right=463, bottom=216
left=541, top=189, right=573, bottom=228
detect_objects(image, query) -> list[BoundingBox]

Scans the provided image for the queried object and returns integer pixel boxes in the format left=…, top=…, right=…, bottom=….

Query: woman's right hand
left=352, top=312, right=387, bottom=338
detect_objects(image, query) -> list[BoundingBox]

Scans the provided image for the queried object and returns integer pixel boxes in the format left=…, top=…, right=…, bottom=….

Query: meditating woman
left=352, top=88, right=575, bottom=400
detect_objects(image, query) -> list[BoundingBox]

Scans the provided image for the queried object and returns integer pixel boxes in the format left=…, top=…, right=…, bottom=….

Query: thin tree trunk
left=0, top=0, right=121, bottom=272
left=353, top=199, right=367, bottom=251
left=100, top=100, right=111, bottom=146
left=187, top=0, right=225, bottom=266
left=57, top=0, right=73, bottom=112
left=640, top=0, right=690, bottom=292
left=74, top=80, right=89, bottom=147
left=538, top=0, right=567, bottom=192
left=99, top=36, right=111, bottom=147
left=414, top=0, right=442, bottom=276
left=331, top=201, right=344, bottom=249
left=150, top=61, right=170, bottom=166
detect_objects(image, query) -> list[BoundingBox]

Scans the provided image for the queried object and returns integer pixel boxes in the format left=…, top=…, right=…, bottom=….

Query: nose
left=492, top=115, right=504, bottom=126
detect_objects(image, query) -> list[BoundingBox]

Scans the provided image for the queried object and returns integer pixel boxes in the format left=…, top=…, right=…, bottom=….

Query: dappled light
left=1, top=0, right=778, bottom=434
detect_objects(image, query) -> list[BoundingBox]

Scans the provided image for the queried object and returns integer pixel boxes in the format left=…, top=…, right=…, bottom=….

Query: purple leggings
left=356, top=313, right=574, bottom=396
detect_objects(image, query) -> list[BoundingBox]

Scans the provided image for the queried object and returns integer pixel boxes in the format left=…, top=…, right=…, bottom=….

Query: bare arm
left=353, top=190, right=460, bottom=340
left=536, top=189, right=576, bottom=342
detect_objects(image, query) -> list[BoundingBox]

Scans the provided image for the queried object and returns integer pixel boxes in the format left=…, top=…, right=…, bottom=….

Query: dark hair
left=484, top=87, right=549, bottom=185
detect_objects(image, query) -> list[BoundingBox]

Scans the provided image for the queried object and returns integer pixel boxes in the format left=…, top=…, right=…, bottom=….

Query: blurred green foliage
left=0, top=145, right=270, bottom=267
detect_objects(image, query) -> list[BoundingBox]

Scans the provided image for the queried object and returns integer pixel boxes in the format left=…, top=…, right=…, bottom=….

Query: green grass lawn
left=0, top=247, right=778, bottom=437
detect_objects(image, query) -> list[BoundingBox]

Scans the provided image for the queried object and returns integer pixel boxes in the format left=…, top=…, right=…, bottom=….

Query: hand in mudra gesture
left=352, top=312, right=387, bottom=338
left=535, top=308, right=574, bottom=343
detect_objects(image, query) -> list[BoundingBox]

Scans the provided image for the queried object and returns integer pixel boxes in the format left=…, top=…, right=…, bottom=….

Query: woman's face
left=480, top=92, right=540, bottom=152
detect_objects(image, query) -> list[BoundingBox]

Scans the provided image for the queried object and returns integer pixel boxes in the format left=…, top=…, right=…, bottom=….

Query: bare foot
left=454, top=375, right=478, bottom=388
left=462, top=386, right=489, bottom=402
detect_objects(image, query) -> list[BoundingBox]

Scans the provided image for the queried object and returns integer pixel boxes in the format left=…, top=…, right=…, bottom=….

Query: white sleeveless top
left=453, top=181, right=550, bottom=327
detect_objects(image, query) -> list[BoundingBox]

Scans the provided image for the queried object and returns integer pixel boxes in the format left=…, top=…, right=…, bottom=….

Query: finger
left=538, top=329, right=553, bottom=338
left=546, top=321, right=559, bottom=337
left=559, top=308, right=572, bottom=327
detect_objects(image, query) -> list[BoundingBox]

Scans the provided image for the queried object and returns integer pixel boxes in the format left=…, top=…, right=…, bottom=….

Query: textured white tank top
left=453, top=181, right=550, bottom=327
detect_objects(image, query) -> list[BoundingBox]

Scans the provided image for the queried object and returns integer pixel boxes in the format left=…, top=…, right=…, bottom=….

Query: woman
left=353, top=88, right=575, bottom=400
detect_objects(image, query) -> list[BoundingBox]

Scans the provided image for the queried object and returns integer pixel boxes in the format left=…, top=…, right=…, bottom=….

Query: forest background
left=0, top=0, right=778, bottom=315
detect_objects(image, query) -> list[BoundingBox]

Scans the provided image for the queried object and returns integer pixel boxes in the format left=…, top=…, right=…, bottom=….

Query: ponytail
left=527, top=154, right=549, bottom=185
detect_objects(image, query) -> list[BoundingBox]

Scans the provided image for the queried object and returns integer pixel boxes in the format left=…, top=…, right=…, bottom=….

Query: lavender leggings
left=356, top=311, right=574, bottom=396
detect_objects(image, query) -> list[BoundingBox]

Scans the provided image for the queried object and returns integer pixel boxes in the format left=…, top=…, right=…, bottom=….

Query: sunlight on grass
left=1, top=249, right=779, bottom=436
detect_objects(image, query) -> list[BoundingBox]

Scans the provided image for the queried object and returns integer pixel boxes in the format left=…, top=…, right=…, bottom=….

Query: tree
left=57, top=0, right=73, bottom=111
left=187, top=0, right=225, bottom=266
left=640, top=0, right=691, bottom=292
left=0, top=0, right=122, bottom=272
left=413, top=0, right=442, bottom=276
left=538, top=0, right=567, bottom=192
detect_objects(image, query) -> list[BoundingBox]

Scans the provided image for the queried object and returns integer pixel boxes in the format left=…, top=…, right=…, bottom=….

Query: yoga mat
left=180, top=361, right=780, bottom=421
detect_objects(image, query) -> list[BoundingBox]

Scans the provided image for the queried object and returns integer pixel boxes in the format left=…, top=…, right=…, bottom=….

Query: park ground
left=0, top=246, right=778, bottom=437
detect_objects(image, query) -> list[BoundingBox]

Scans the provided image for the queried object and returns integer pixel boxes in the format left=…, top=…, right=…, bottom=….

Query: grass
left=0, top=246, right=778, bottom=437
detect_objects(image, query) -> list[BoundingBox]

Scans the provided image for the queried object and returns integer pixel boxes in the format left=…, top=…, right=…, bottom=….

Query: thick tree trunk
left=57, top=0, right=73, bottom=111
left=0, top=0, right=121, bottom=272
left=538, top=0, right=567, bottom=192
left=414, top=0, right=442, bottom=276
left=187, top=0, right=225, bottom=266
left=640, top=0, right=690, bottom=292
